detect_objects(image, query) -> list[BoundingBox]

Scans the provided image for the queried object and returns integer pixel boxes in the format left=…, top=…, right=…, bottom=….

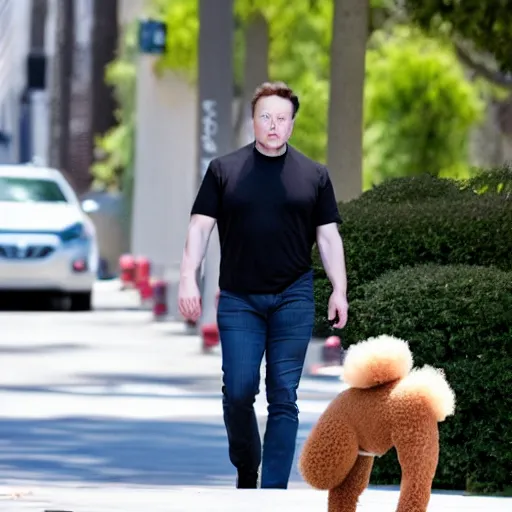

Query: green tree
left=363, top=25, right=485, bottom=188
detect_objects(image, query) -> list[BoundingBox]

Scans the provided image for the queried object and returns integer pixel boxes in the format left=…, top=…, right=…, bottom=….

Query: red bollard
left=139, top=279, right=153, bottom=301
left=323, top=335, right=343, bottom=366
left=119, top=254, right=136, bottom=289
left=152, top=279, right=168, bottom=320
left=184, top=318, right=197, bottom=334
left=201, top=323, right=219, bottom=352
left=134, top=256, right=151, bottom=298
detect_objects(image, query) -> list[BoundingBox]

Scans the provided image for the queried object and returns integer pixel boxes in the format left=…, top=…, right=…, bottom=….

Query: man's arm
left=316, top=222, right=347, bottom=296
left=179, top=160, right=221, bottom=321
left=316, top=222, right=348, bottom=328
left=180, top=214, right=217, bottom=280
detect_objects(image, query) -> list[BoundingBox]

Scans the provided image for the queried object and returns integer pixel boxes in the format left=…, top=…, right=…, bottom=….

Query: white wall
left=118, top=0, right=146, bottom=26
left=130, top=56, right=198, bottom=278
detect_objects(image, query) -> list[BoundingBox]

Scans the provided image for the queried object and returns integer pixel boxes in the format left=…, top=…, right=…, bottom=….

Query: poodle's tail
left=394, top=365, right=456, bottom=422
left=342, top=335, right=413, bottom=389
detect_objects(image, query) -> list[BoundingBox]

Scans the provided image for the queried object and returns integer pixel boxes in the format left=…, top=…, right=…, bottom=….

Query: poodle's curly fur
left=298, top=334, right=456, bottom=512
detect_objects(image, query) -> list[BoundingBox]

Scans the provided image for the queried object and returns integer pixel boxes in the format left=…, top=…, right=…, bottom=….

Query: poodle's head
left=342, top=334, right=413, bottom=389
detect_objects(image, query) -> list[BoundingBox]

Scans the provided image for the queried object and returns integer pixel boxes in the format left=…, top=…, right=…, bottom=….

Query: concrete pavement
left=0, top=280, right=510, bottom=511
left=3, top=485, right=511, bottom=512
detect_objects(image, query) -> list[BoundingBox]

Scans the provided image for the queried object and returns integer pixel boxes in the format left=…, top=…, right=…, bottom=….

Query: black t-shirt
left=191, top=142, right=342, bottom=294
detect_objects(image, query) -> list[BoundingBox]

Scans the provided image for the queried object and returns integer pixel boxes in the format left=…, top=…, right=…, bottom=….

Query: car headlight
left=60, top=222, right=87, bottom=242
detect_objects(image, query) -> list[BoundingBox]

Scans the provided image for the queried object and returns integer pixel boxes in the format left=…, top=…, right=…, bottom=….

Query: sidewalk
left=3, top=287, right=508, bottom=512
left=150, top=314, right=343, bottom=381
left=96, top=278, right=342, bottom=381
left=2, top=485, right=510, bottom=511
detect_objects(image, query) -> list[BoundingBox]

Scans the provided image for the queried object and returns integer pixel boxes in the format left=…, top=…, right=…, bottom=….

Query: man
left=178, top=81, right=348, bottom=489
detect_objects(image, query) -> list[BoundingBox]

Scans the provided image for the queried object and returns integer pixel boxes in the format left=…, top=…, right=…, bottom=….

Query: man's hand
left=327, top=290, right=348, bottom=329
left=178, top=276, right=202, bottom=322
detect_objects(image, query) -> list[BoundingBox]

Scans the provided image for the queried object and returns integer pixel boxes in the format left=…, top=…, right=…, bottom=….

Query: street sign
left=138, top=19, right=167, bottom=54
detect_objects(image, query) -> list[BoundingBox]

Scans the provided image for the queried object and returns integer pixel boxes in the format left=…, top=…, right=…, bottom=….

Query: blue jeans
left=216, top=270, right=315, bottom=489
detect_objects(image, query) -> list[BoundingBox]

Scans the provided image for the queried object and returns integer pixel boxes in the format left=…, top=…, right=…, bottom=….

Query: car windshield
left=0, top=177, right=68, bottom=203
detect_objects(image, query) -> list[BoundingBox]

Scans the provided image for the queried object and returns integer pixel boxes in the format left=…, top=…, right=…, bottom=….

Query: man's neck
left=255, top=140, right=287, bottom=157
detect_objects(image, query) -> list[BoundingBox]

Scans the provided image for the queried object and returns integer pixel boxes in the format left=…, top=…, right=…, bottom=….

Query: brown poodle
left=298, top=335, right=456, bottom=512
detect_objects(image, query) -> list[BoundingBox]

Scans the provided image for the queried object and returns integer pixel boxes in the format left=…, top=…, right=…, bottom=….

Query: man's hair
left=251, top=81, right=300, bottom=118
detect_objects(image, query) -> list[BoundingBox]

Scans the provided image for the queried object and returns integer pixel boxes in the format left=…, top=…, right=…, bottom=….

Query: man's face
left=253, top=95, right=295, bottom=150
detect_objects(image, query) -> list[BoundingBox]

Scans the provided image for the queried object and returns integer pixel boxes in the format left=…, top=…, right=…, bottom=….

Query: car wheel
left=43, top=292, right=59, bottom=311
left=69, top=291, right=92, bottom=311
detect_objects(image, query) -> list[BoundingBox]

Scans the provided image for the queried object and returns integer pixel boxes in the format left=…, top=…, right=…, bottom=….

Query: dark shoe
left=236, top=469, right=259, bottom=489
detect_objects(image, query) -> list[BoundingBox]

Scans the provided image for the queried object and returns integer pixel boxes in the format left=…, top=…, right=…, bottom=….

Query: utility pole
left=48, top=0, right=74, bottom=174
left=197, top=0, right=234, bottom=329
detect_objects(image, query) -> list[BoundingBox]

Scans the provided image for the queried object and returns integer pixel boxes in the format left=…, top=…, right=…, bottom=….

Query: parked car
left=0, top=163, right=99, bottom=310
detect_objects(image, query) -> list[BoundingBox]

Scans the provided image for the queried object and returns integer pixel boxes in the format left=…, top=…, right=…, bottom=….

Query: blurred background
left=1, top=1, right=511, bottom=507
left=1, top=0, right=511, bottom=286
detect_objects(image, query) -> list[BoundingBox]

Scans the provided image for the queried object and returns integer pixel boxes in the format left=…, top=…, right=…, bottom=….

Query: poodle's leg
left=393, top=414, right=439, bottom=512
left=298, top=398, right=359, bottom=490
left=328, top=454, right=374, bottom=512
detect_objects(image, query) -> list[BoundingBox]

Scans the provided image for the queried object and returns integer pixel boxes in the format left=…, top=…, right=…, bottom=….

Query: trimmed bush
left=312, top=192, right=512, bottom=300
left=312, top=173, right=512, bottom=493
left=462, top=163, right=512, bottom=198
left=316, top=264, right=512, bottom=493
left=355, top=173, right=473, bottom=204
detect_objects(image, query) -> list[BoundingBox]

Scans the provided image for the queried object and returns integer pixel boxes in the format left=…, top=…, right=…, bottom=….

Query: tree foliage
left=234, top=0, right=333, bottom=161
left=91, top=0, right=492, bottom=191
left=90, top=20, right=137, bottom=190
left=404, top=0, right=512, bottom=73
left=152, top=0, right=198, bottom=81
left=91, top=0, right=335, bottom=185
left=363, top=25, right=485, bottom=187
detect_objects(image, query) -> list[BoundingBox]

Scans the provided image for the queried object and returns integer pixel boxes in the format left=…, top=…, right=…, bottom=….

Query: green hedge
left=462, top=163, right=512, bottom=198
left=354, top=173, right=473, bottom=204
left=312, top=187, right=512, bottom=309
left=353, top=166, right=512, bottom=204
left=317, top=264, right=512, bottom=493
left=312, top=172, right=512, bottom=493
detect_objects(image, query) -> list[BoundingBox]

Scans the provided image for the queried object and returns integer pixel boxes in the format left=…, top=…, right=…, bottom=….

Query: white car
left=0, top=164, right=99, bottom=310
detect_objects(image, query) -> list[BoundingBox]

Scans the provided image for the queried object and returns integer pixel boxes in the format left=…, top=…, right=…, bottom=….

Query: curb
left=303, top=336, right=345, bottom=381
left=307, top=364, right=344, bottom=380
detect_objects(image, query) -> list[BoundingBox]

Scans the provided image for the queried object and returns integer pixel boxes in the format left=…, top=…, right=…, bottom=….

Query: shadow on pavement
left=0, top=383, right=222, bottom=401
left=75, top=372, right=221, bottom=392
left=0, top=372, right=338, bottom=402
left=0, top=343, right=89, bottom=355
left=0, top=416, right=317, bottom=488
left=0, top=372, right=222, bottom=399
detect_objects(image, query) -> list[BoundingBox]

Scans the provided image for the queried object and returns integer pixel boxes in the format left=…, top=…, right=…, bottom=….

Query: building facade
left=0, top=0, right=32, bottom=164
